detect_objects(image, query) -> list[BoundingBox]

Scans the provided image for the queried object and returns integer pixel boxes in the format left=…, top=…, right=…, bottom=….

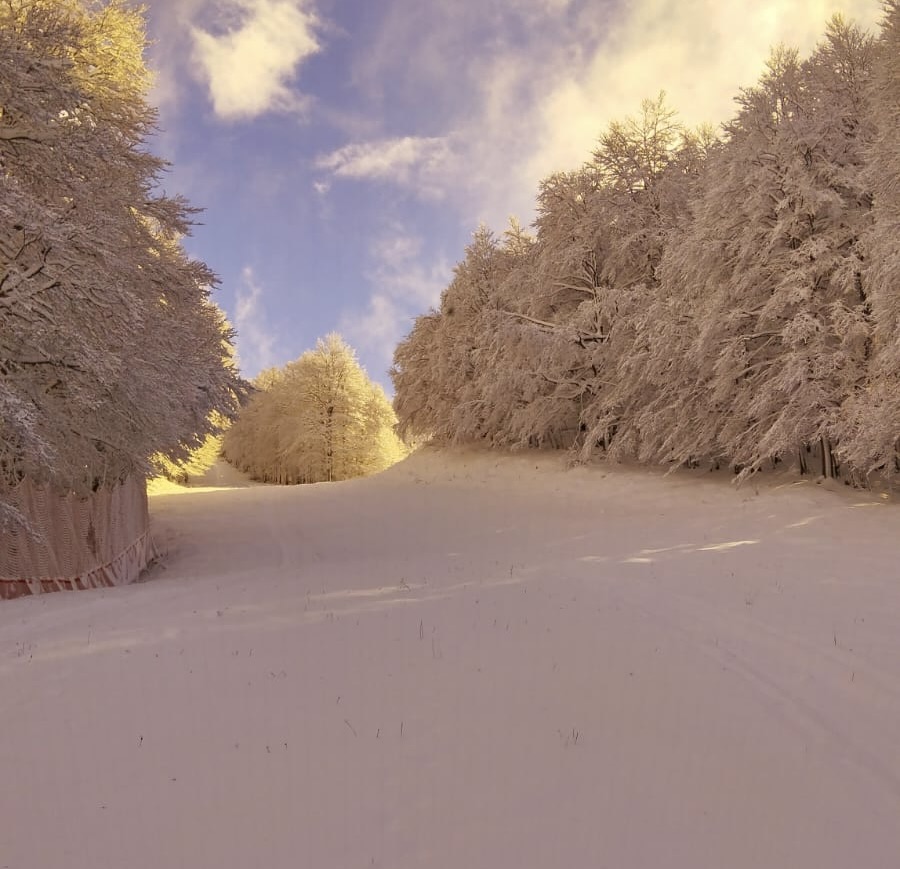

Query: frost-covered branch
left=0, top=0, right=243, bottom=517
left=392, top=12, right=899, bottom=483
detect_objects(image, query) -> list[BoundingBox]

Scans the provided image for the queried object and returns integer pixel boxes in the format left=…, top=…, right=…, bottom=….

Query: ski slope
left=2, top=448, right=900, bottom=868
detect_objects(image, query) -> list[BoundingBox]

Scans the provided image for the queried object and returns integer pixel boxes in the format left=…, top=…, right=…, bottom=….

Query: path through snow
left=2, top=449, right=900, bottom=868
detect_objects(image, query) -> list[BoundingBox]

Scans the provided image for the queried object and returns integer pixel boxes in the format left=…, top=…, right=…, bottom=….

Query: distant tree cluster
left=393, top=8, right=900, bottom=483
left=0, top=0, right=242, bottom=526
left=223, top=334, right=406, bottom=484
left=153, top=413, right=230, bottom=485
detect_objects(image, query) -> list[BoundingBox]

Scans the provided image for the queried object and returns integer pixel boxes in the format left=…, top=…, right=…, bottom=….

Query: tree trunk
left=821, top=436, right=835, bottom=479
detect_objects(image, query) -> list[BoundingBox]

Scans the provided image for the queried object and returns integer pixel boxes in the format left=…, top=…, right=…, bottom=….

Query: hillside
left=1, top=450, right=899, bottom=868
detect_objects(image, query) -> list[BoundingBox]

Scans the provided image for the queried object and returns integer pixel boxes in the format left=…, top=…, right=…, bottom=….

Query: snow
left=2, top=448, right=900, bottom=868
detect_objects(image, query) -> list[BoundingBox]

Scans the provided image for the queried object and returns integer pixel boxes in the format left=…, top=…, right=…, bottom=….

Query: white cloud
left=191, top=0, right=321, bottom=120
left=146, top=0, right=208, bottom=124
left=343, top=0, right=885, bottom=230
left=233, top=267, right=278, bottom=378
left=340, top=228, right=451, bottom=378
left=518, top=0, right=886, bottom=196
left=315, top=136, right=454, bottom=196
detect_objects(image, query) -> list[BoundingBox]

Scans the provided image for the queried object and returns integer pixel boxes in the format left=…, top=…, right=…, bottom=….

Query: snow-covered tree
left=502, top=98, right=710, bottom=455
left=223, top=335, right=405, bottom=483
left=393, top=226, right=528, bottom=444
left=392, top=11, right=896, bottom=487
left=573, top=105, right=715, bottom=459
left=647, top=26, right=875, bottom=476
left=394, top=100, right=711, bottom=452
left=391, top=311, right=445, bottom=441
left=839, top=1, right=900, bottom=477
left=0, top=0, right=242, bottom=524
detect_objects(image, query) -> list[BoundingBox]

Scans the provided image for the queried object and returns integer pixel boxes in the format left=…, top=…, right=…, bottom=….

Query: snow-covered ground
left=2, top=449, right=900, bottom=868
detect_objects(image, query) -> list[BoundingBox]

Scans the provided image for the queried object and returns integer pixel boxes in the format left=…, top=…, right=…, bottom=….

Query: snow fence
left=0, top=475, right=154, bottom=600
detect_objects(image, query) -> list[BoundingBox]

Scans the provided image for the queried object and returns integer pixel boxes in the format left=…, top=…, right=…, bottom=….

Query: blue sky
left=143, top=0, right=882, bottom=389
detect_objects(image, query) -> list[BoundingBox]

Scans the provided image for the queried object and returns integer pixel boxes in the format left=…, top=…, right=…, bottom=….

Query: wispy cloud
left=340, top=228, right=451, bottom=380
left=340, top=0, right=884, bottom=229
left=518, top=0, right=886, bottom=195
left=233, top=267, right=278, bottom=378
left=191, top=0, right=321, bottom=120
left=146, top=0, right=207, bottom=123
left=315, top=136, right=454, bottom=196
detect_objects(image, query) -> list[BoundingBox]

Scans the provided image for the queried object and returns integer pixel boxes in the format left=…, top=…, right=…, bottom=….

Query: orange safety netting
left=0, top=475, right=155, bottom=600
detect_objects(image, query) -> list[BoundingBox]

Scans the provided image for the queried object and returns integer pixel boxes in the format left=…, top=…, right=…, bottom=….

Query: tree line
left=392, top=8, right=900, bottom=484
left=1, top=0, right=242, bottom=527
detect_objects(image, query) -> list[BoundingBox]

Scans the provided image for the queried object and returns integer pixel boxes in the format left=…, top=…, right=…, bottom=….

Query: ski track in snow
left=1, top=449, right=900, bottom=869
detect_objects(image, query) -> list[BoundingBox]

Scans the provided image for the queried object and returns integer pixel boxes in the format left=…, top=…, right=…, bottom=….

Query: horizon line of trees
left=223, top=334, right=407, bottom=484
left=392, top=5, right=900, bottom=485
left=1, top=0, right=244, bottom=528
